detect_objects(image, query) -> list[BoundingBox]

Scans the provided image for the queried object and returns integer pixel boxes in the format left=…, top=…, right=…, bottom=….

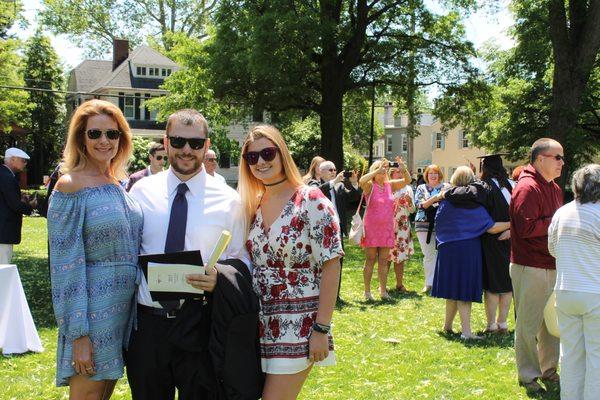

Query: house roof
left=69, top=60, right=112, bottom=93
left=71, top=45, right=178, bottom=93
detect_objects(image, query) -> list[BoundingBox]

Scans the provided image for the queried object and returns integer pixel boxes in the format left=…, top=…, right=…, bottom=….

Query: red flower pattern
left=247, top=186, right=342, bottom=367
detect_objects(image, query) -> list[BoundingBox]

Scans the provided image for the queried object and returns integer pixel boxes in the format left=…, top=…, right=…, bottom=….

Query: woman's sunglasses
left=155, top=155, right=165, bottom=161
left=168, top=136, right=207, bottom=150
left=242, top=147, right=278, bottom=165
left=86, top=129, right=121, bottom=140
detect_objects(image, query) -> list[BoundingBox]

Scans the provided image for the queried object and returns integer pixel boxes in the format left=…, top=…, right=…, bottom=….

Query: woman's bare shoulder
left=54, top=173, right=85, bottom=193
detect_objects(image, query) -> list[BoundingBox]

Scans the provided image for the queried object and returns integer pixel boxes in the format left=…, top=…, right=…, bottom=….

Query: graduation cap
left=476, top=153, right=508, bottom=172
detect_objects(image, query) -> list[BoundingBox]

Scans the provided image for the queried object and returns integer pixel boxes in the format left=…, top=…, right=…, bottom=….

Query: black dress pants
left=125, top=309, right=212, bottom=400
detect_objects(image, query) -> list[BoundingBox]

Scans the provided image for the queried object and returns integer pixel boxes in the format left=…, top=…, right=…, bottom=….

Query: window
left=435, top=132, right=443, bottom=149
left=401, top=134, right=408, bottom=152
left=149, top=68, right=155, bottom=76
left=136, top=66, right=147, bottom=76
left=459, top=131, right=469, bottom=148
left=386, top=135, right=393, bottom=152
left=161, top=68, right=172, bottom=77
left=124, top=96, right=135, bottom=119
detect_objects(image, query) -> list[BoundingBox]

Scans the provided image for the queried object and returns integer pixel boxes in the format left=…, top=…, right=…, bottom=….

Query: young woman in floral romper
left=239, top=125, right=343, bottom=400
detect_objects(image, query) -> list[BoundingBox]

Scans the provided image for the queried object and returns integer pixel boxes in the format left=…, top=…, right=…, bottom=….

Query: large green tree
left=23, top=30, right=65, bottom=183
left=40, top=0, right=216, bottom=55
left=208, top=0, right=475, bottom=168
left=0, top=0, right=30, bottom=134
left=435, top=0, right=600, bottom=185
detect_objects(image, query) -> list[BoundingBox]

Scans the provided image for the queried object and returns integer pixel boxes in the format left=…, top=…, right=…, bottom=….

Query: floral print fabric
left=246, top=186, right=344, bottom=374
left=389, top=186, right=415, bottom=263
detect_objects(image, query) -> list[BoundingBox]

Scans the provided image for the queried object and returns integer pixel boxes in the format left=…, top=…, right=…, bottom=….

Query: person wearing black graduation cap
left=438, top=154, right=515, bottom=334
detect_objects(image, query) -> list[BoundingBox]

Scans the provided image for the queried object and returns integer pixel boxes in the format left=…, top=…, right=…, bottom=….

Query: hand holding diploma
left=186, top=230, right=232, bottom=293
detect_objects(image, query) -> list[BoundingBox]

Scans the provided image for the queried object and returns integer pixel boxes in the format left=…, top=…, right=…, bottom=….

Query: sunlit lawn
left=1, top=217, right=559, bottom=399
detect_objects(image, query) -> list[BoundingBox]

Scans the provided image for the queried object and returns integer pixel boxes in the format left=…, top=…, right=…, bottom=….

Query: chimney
left=384, top=101, right=394, bottom=127
left=112, top=39, right=129, bottom=71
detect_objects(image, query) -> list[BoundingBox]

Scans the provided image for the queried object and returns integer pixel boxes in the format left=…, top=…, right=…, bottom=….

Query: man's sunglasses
left=86, top=129, right=121, bottom=140
left=168, top=136, right=207, bottom=150
left=540, top=154, right=565, bottom=161
left=242, top=147, right=278, bottom=165
left=154, top=155, right=166, bottom=161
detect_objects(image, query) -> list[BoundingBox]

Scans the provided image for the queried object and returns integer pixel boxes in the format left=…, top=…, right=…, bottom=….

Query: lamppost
left=368, top=82, right=375, bottom=166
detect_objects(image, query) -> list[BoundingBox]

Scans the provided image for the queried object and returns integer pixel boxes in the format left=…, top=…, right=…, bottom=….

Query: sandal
left=364, top=292, right=374, bottom=301
left=395, top=285, right=408, bottom=293
left=380, top=292, right=391, bottom=300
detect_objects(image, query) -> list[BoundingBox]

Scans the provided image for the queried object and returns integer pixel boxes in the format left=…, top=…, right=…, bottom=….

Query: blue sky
left=12, top=0, right=515, bottom=88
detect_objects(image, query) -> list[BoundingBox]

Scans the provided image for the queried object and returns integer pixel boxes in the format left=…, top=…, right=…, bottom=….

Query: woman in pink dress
left=239, top=125, right=343, bottom=400
left=359, top=157, right=411, bottom=300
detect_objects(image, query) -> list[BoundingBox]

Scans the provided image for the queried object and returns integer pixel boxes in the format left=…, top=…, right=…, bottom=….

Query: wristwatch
left=312, top=322, right=331, bottom=334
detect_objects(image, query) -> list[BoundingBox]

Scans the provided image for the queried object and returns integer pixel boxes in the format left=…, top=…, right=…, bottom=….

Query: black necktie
left=161, top=182, right=189, bottom=311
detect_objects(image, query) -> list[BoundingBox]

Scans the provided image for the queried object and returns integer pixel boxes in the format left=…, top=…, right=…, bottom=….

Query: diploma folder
left=139, top=250, right=203, bottom=301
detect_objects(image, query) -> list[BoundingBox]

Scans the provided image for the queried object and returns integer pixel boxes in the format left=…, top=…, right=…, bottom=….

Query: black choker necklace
left=264, top=177, right=287, bottom=187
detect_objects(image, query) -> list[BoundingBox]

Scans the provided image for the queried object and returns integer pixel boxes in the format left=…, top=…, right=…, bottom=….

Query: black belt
left=138, top=304, right=180, bottom=319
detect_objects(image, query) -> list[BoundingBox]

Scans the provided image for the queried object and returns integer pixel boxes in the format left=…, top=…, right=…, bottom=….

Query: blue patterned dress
left=48, top=184, right=142, bottom=386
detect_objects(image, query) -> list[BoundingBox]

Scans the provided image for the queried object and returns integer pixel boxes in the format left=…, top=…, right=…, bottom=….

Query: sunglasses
left=328, top=168, right=336, bottom=172
left=168, top=136, right=207, bottom=150
left=540, top=154, right=564, bottom=161
left=242, top=147, right=278, bottom=165
left=86, top=129, right=121, bottom=140
left=154, top=155, right=165, bottom=161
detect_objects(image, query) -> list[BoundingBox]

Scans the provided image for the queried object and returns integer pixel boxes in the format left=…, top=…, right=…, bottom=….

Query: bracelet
left=312, top=322, right=331, bottom=334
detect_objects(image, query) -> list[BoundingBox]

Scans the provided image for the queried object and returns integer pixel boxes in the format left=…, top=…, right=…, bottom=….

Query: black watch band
left=312, top=322, right=330, bottom=334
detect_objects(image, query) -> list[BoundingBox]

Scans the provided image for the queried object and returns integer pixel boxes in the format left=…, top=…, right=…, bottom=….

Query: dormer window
left=136, top=66, right=146, bottom=76
left=161, top=68, right=172, bottom=77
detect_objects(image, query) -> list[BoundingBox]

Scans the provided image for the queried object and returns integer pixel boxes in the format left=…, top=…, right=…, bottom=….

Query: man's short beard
left=170, top=155, right=201, bottom=176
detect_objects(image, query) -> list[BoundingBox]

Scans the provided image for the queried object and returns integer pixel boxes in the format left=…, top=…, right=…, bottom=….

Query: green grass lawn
left=1, top=217, right=559, bottom=399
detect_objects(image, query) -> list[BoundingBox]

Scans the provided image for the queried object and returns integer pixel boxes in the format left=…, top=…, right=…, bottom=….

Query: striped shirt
left=549, top=201, right=600, bottom=294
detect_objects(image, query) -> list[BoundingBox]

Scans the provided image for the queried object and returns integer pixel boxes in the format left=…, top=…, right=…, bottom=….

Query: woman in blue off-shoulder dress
left=48, top=99, right=142, bottom=399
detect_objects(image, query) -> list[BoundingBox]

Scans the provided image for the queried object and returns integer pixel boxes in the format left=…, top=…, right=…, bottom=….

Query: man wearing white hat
left=1, top=147, right=34, bottom=264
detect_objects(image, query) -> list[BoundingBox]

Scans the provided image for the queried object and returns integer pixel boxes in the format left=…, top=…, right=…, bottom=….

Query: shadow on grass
left=436, top=329, right=515, bottom=349
left=11, top=253, right=55, bottom=329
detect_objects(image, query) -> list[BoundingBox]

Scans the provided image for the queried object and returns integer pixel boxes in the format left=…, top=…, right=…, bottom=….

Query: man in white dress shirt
left=126, top=109, right=261, bottom=400
left=204, top=148, right=227, bottom=185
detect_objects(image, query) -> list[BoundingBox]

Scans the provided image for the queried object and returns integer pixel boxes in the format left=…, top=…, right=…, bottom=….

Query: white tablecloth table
left=0, top=264, right=44, bottom=355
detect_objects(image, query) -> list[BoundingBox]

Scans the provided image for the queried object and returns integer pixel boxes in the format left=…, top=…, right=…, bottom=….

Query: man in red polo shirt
left=509, top=138, right=564, bottom=393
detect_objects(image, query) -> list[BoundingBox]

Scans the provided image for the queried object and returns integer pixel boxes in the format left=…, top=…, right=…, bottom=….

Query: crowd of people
left=1, top=98, right=599, bottom=400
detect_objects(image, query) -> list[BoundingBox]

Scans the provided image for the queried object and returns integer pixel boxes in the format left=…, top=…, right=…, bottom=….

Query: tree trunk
left=319, top=85, right=345, bottom=169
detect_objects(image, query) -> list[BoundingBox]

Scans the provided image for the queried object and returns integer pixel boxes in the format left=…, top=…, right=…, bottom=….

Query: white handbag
left=349, top=190, right=371, bottom=245
left=544, top=290, right=560, bottom=338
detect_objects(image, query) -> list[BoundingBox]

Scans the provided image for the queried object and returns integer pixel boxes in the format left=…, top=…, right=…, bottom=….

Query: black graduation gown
left=480, top=180, right=512, bottom=293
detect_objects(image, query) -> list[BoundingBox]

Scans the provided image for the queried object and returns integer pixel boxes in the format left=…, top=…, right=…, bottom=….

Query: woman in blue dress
left=48, top=99, right=142, bottom=398
left=430, top=166, right=510, bottom=340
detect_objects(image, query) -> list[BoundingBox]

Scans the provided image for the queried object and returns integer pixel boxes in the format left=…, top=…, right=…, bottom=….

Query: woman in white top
left=549, top=164, right=600, bottom=400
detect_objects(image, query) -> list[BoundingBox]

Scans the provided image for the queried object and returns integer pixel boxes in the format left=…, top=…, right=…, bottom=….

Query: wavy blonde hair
left=302, top=155, right=325, bottom=183
left=238, top=125, right=304, bottom=226
left=61, top=99, right=132, bottom=181
left=423, top=164, right=444, bottom=184
left=450, top=166, right=475, bottom=187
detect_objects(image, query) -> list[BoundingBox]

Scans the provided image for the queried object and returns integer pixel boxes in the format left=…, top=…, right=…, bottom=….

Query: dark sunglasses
left=540, top=154, right=565, bottom=161
left=154, top=155, right=165, bottom=161
left=86, top=129, right=121, bottom=140
left=242, top=147, right=278, bottom=165
left=168, top=136, right=207, bottom=150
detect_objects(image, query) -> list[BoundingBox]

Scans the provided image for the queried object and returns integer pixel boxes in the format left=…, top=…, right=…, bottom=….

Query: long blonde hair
left=238, top=125, right=304, bottom=226
left=61, top=99, right=132, bottom=181
left=302, top=155, right=325, bottom=183
left=369, top=159, right=389, bottom=182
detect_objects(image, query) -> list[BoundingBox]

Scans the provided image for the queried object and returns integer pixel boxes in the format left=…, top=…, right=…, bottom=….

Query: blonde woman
left=239, top=125, right=343, bottom=400
left=302, top=155, right=325, bottom=186
left=431, top=166, right=509, bottom=339
left=359, top=156, right=410, bottom=300
left=47, top=99, right=142, bottom=398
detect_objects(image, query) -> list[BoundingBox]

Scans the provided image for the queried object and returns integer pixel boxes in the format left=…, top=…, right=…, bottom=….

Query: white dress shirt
left=129, top=168, right=250, bottom=307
